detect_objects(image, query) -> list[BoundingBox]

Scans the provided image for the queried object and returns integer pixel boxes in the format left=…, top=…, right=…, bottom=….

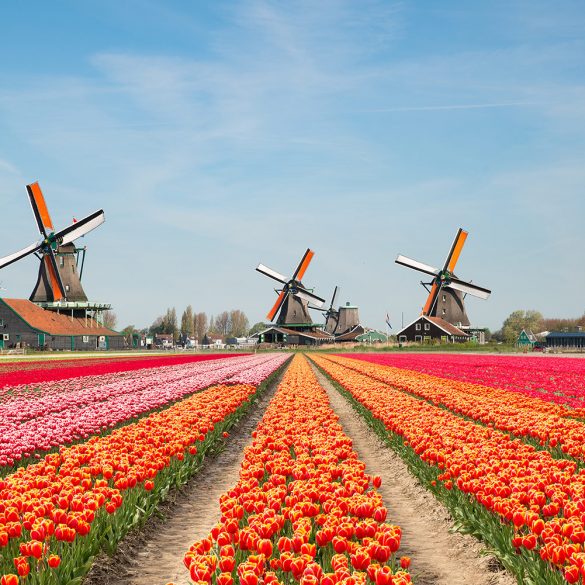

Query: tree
left=181, top=305, right=195, bottom=337
left=149, top=316, right=164, bottom=335
left=500, top=310, right=544, bottom=344
left=249, top=321, right=266, bottom=336
left=194, top=312, right=208, bottom=342
left=229, top=310, right=250, bottom=337
left=101, top=310, right=118, bottom=330
left=162, top=307, right=178, bottom=340
left=120, top=325, right=138, bottom=346
left=215, top=311, right=230, bottom=337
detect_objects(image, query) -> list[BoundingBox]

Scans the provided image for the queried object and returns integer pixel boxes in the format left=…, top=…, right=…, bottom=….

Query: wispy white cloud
left=362, top=102, right=537, bottom=112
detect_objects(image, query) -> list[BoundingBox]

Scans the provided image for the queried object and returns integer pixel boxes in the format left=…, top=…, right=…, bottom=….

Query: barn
left=0, top=298, right=125, bottom=351
left=546, top=331, right=585, bottom=350
left=253, top=326, right=333, bottom=346
left=396, top=315, right=471, bottom=344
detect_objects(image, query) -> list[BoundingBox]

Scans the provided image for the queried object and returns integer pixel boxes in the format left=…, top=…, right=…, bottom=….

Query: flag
left=385, top=313, right=392, bottom=329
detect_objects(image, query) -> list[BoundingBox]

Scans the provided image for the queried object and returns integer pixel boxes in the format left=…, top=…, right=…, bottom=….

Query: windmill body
left=30, top=242, right=88, bottom=303
left=395, top=228, right=491, bottom=330
left=321, top=286, right=363, bottom=338
left=276, top=293, right=313, bottom=326
left=426, top=284, right=470, bottom=326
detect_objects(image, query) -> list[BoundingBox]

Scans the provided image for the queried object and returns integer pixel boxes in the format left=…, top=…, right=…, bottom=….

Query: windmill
left=0, top=182, right=105, bottom=305
left=395, top=228, right=491, bottom=327
left=256, top=248, right=326, bottom=328
left=322, top=286, right=340, bottom=334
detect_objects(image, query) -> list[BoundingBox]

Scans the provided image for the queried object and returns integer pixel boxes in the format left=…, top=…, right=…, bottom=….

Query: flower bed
left=0, top=354, right=290, bottom=584
left=181, top=354, right=411, bottom=585
left=0, top=354, right=287, bottom=469
left=342, top=353, right=585, bottom=409
left=312, top=354, right=585, bottom=584
left=0, top=353, right=244, bottom=390
left=328, top=355, right=585, bottom=460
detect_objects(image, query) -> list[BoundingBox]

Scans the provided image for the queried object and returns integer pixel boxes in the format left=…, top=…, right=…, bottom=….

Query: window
left=415, top=335, right=422, bottom=343
left=442, top=308, right=446, bottom=316
left=424, top=323, right=430, bottom=331
left=442, top=294, right=446, bottom=302
left=59, top=256, right=64, bottom=267
left=65, top=285, right=70, bottom=292
left=399, top=335, right=407, bottom=343
left=0, top=319, right=3, bottom=327
left=83, top=336, right=89, bottom=343
left=415, top=323, right=421, bottom=331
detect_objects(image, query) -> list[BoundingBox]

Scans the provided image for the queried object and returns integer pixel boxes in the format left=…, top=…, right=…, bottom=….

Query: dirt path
left=84, top=374, right=283, bottom=585
left=311, top=363, right=517, bottom=585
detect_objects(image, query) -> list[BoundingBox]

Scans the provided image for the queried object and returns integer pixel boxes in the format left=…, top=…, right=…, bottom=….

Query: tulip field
left=0, top=353, right=289, bottom=584
left=310, top=353, right=585, bottom=585
left=1, top=350, right=585, bottom=585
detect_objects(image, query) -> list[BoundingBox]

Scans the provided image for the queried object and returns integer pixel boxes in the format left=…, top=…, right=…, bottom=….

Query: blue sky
left=0, top=1, right=584, bottom=332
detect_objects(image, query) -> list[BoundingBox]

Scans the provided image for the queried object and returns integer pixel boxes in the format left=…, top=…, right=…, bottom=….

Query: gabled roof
left=0, top=298, right=120, bottom=336
left=397, top=315, right=470, bottom=338
left=518, top=329, right=537, bottom=342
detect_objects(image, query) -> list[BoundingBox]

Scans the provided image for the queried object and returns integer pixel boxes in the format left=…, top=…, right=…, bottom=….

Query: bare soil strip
left=84, top=370, right=284, bottom=585
left=311, top=363, right=517, bottom=585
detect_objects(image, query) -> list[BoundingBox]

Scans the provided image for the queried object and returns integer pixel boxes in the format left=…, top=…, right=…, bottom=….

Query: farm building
left=396, top=315, right=470, bottom=344
left=253, top=326, right=333, bottom=346
left=0, top=298, right=124, bottom=351
left=516, top=329, right=538, bottom=348
left=546, top=330, right=585, bottom=350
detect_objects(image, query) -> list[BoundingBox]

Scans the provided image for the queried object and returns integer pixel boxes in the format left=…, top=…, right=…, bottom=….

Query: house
left=154, top=333, right=174, bottom=349
left=516, top=329, right=537, bottom=348
left=0, top=297, right=124, bottom=351
left=396, top=315, right=471, bottom=344
left=546, top=330, right=585, bottom=350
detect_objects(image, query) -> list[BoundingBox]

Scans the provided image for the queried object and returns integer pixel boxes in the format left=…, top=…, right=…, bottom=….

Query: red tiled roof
left=426, top=316, right=470, bottom=337
left=1, top=298, right=120, bottom=336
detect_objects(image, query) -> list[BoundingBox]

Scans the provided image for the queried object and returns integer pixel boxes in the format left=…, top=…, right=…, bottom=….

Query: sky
left=0, top=0, right=584, bottom=332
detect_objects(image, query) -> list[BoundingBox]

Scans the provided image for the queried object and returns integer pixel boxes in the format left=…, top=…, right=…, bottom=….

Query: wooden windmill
left=323, top=286, right=340, bottom=334
left=256, top=248, right=326, bottom=328
left=395, top=228, right=491, bottom=327
left=0, top=182, right=105, bottom=305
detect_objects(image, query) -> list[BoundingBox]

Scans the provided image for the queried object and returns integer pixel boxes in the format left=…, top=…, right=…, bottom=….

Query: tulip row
left=311, top=354, right=585, bottom=584
left=0, top=354, right=286, bottom=469
left=329, top=355, right=585, bottom=461
left=0, top=354, right=289, bottom=584
left=181, top=354, right=412, bottom=585
left=345, top=353, right=585, bottom=410
left=0, top=353, right=243, bottom=390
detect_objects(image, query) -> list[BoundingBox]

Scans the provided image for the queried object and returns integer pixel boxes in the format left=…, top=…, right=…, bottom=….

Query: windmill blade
left=447, top=277, right=491, bottom=300
left=422, top=281, right=441, bottom=316
left=395, top=255, right=439, bottom=277
left=45, top=249, right=66, bottom=301
left=266, top=290, right=287, bottom=321
left=0, top=241, right=42, bottom=269
left=27, top=182, right=54, bottom=237
left=256, top=263, right=288, bottom=285
left=55, top=210, right=105, bottom=245
left=292, top=248, right=314, bottom=281
left=330, top=285, right=340, bottom=309
left=295, top=288, right=326, bottom=308
left=443, top=228, right=468, bottom=272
